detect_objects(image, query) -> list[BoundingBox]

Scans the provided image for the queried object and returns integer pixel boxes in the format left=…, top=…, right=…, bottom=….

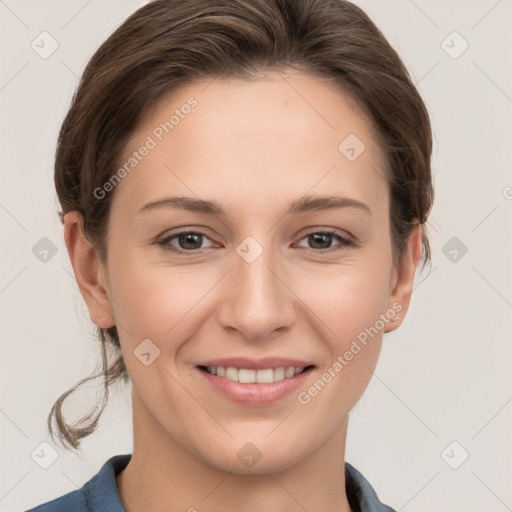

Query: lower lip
left=197, top=367, right=314, bottom=406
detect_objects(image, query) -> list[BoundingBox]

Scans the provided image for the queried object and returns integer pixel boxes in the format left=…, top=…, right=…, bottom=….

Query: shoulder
left=345, top=461, right=397, bottom=512
left=23, top=454, right=132, bottom=512
left=24, top=489, right=88, bottom=512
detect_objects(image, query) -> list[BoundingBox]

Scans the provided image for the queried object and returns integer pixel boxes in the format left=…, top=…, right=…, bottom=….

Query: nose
left=216, top=242, right=297, bottom=342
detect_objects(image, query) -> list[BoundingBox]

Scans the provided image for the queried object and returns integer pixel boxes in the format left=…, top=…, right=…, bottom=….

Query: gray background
left=1, top=1, right=511, bottom=510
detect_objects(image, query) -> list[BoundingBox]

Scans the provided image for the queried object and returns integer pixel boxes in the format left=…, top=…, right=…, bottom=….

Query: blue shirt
left=25, top=453, right=396, bottom=511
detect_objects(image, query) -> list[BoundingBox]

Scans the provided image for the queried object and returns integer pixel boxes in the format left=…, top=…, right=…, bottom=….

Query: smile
left=196, top=359, right=315, bottom=405
left=200, top=365, right=311, bottom=384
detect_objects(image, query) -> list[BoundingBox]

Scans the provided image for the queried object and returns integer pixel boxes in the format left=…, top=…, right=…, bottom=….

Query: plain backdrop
left=1, top=1, right=511, bottom=511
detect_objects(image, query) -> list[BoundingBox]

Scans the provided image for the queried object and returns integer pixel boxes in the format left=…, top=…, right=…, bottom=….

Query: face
left=69, top=70, right=420, bottom=474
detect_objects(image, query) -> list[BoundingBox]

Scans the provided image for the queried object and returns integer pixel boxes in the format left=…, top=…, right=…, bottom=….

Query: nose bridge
left=237, top=236, right=279, bottom=303
left=218, top=233, right=296, bottom=340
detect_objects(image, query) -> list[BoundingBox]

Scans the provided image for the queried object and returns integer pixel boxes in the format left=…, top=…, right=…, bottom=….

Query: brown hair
left=49, top=0, right=434, bottom=451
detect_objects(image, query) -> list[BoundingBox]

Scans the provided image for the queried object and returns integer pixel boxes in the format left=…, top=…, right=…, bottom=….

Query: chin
left=194, top=432, right=315, bottom=475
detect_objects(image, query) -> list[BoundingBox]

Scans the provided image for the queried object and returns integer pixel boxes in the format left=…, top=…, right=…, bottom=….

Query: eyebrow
left=139, top=194, right=372, bottom=216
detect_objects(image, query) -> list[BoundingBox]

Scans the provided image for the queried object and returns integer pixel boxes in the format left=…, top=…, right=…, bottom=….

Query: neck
left=117, top=390, right=353, bottom=512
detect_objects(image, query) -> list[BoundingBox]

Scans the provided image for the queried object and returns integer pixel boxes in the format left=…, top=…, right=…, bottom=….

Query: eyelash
left=157, top=228, right=355, bottom=255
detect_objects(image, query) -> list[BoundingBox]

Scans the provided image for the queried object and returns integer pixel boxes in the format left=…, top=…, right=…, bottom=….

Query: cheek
left=107, top=226, right=393, bottom=351
left=298, top=258, right=392, bottom=347
left=107, top=252, right=207, bottom=341
left=292, top=263, right=390, bottom=425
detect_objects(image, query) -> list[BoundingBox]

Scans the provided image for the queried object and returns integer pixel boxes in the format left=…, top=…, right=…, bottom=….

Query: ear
left=63, top=211, right=115, bottom=329
left=384, top=222, right=423, bottom=333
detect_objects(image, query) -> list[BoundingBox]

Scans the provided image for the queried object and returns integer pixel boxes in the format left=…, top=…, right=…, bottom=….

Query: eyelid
left=158, top=229, right=217, bottom=252
left=298, top=226, right=354, bottom=241
left=294, top=228, right=355, bottom=250
left=157, top=226, right=356, bottom=254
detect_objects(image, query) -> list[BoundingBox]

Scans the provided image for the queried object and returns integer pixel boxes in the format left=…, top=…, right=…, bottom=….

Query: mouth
left=195, top=359, right=315, bottom=406
left=198, top=365, right=315, bottom=384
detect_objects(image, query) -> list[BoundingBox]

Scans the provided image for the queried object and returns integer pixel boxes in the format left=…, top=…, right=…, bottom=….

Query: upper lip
left=196, top=357, right=314, bottom=370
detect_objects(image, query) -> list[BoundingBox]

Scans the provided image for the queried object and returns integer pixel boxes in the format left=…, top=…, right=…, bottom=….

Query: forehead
left=112, top=71, right=388, bottom=214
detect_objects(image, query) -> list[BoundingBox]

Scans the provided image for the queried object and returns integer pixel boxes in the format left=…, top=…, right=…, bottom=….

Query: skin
left=64, top=70, right=422, bottom=512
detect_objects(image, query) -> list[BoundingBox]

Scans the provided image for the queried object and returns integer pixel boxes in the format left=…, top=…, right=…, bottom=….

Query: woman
left=27, top=0, right=434, bottom=510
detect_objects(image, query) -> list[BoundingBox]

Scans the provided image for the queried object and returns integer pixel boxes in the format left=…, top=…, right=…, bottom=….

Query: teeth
left=256, top=368, right=274, bottom=383
left=274, top=367, right=285, bottom=381
left=238, top=369, right=255, bottom=383
left=205, top=366, right=307, bottom=383
left=225, top=367, right=238, bottom=381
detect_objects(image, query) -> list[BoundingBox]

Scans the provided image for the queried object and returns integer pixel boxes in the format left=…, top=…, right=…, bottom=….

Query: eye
left=158, top=230, right=215, bottom=254
left=295, top=229, right=354, bottom=252
left=157, top=228, right=355, bottom=255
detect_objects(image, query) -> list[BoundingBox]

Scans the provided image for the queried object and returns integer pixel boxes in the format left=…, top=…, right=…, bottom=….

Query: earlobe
left=384, top=223, right=423, bottom=333
left=63, top=211, right=116, bottom=329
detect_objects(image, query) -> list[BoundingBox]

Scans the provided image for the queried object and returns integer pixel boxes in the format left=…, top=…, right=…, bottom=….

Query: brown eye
left=296, top=230, right=353, bottom=252
left=159, top=231, right=215, bottom=254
